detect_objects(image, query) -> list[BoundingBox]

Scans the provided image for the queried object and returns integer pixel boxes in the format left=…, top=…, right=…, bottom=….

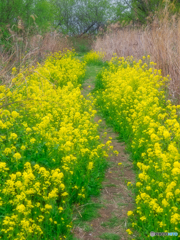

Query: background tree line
left=0, top=0, right=118, bottom=48
left=1, top=0, right=180, bottom=50
left=116, top=0, right=180, bottom=25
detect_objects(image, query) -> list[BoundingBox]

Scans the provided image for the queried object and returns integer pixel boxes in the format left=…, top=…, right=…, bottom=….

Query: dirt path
left=73, top=64, right=136, bottom=240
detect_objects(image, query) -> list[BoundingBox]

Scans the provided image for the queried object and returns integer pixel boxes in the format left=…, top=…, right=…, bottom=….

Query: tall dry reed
left=93, top=12, right=180, bottom=103
left=0, top=23, right=72, bottom=86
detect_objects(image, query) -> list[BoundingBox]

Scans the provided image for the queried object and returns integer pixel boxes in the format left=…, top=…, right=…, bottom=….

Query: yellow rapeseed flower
left=126, top=229, right=133, bottom=235
left=13, top=153, right=21, bottom=160
left=88, top=162, right=93, bottom=170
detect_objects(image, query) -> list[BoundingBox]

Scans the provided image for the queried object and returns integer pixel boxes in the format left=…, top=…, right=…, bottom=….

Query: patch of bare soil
left=73, top=71, right=135, bottom=240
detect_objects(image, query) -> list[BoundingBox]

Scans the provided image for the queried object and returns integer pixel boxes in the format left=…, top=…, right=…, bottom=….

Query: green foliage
left=0, top=0, right=53, bottom=30
left=52, top=0, right=118, bottom=35
left=99, top=232, right=121, bottom=240
left=101, top=216, right=121, bottom=228
left=70, top=36, right=92, bottom=53
left=115, top=0, right=180, bottom=25
left=114, top=1, right=133, bottom=24
left=94, top=71, right=106, bottom=91
left=131, top=0, right=163, bottom=23
left=0, top=0, right=53, bottom=49
left=80, top=203, right=102, bottom=221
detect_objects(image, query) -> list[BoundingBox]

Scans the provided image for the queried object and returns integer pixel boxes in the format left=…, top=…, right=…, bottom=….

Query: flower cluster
left=83, top=50, right=106, bottom=64
left=94, top=55, right=180, bottom=238
left=0, top=50, right=111, bottom=239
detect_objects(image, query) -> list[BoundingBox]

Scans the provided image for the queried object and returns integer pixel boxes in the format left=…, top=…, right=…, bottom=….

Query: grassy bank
left=93, top=54, right=180, bottom=239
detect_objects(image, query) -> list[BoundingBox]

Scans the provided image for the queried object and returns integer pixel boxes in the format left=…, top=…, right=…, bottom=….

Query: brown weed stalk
left=0, top=19, right=72, bottom=86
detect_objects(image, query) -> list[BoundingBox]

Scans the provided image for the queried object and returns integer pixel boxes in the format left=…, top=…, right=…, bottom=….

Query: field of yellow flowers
left=0, top=50, right=114, bottom=240
left=94, top=55, right=180, bottom=239
left=1, top=48, right=180, bottom=239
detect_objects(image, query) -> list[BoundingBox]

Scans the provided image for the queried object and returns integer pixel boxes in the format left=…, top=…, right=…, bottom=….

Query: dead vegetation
left=0, top=19, right=72, bottom=86
left=93, top=10, right=180, bottom=103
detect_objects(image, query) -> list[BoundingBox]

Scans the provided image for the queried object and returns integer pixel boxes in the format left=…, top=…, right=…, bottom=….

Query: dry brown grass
left=93, top=11, right=180, bottom=103
left=0, top=26, right=72, bottom=86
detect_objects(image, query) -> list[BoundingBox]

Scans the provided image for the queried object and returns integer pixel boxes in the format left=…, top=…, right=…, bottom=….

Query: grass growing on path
left=73, top=51, right=136, bottom=240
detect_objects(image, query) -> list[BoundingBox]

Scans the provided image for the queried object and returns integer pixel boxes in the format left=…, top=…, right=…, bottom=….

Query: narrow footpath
left=72, top=62, right=136, bottom=240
